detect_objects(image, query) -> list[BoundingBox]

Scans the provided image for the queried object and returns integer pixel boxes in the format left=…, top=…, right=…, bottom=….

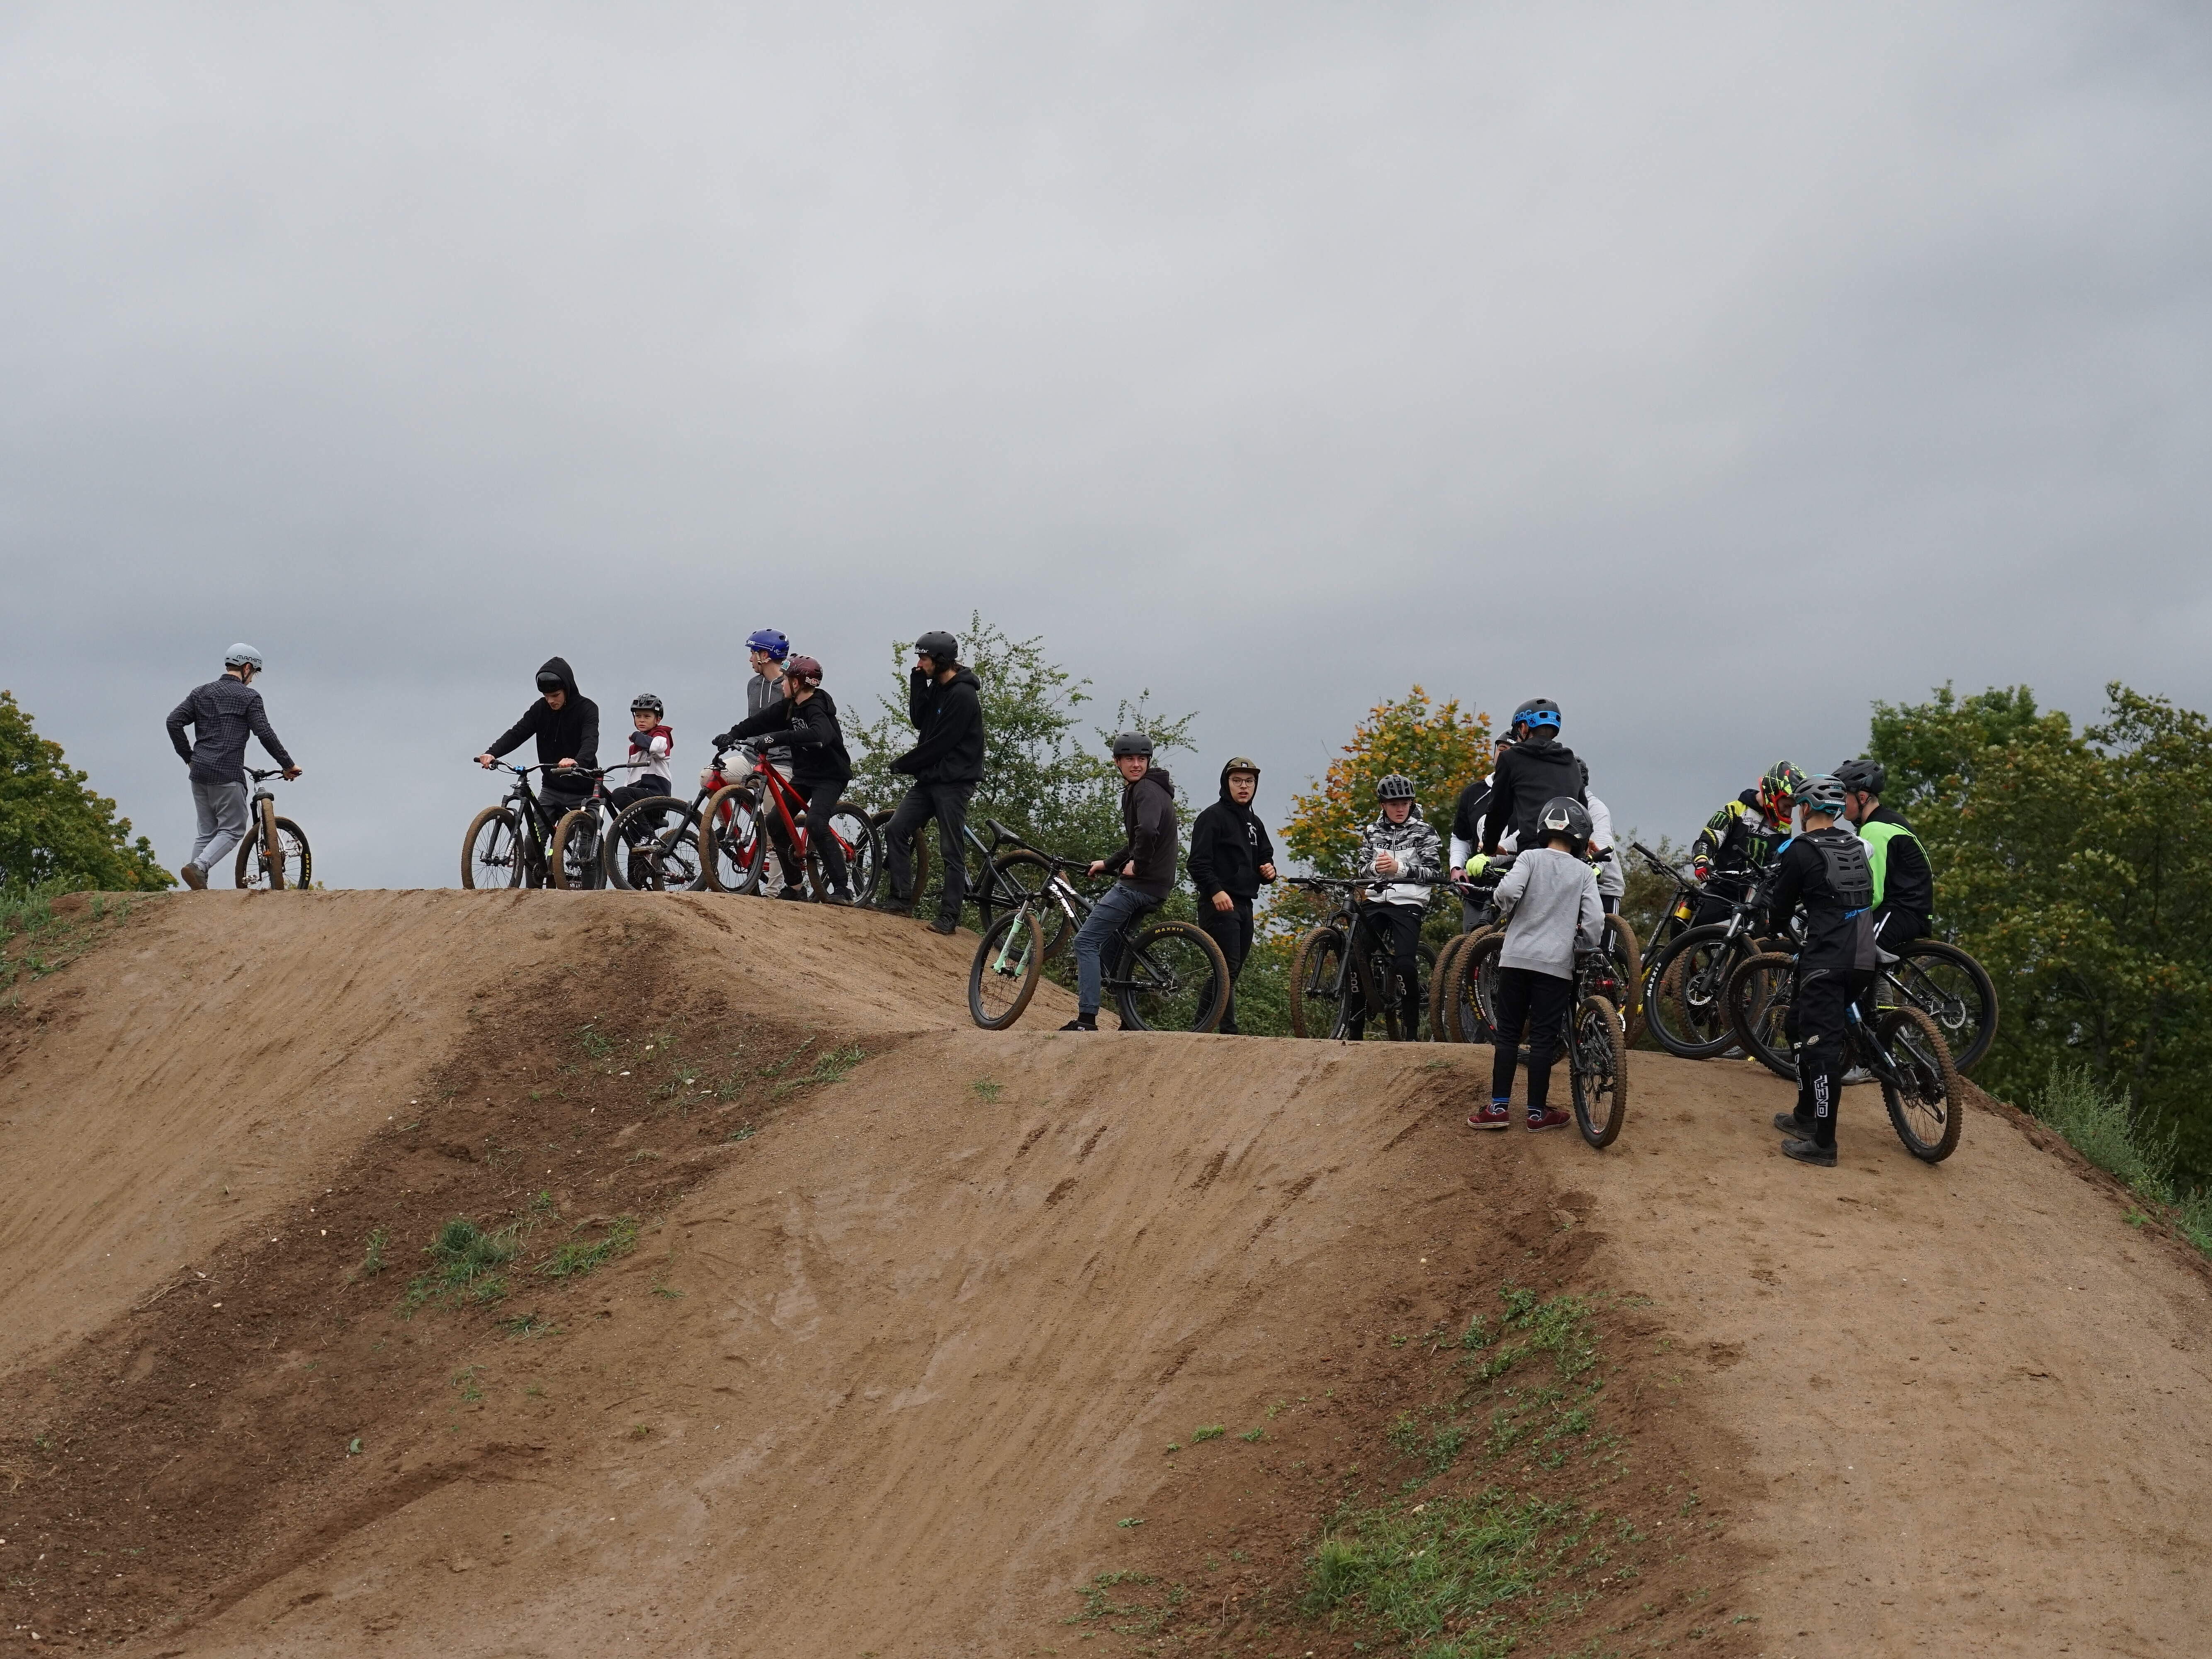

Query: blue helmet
left=1511, top=698, right=1561, bottom=733
left=746, top=628, right=790, bottom=662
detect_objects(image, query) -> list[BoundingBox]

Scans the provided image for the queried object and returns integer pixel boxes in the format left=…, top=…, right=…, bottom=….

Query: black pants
left=1874, top=910, right=1928, bottom=952
left=768, top=780, right=850, bottom=893
left=1783, top=962, right=1875, bottom=1148
left=1489, top=964, right=1573, bottom=1115
left=1347, top=902, right=1422, bottom=1040
left=885, top=781, right=974, bottom=923
left=1198, top=896, right=1255, bottom=1034
left=608, top=778, right=674, bottom=835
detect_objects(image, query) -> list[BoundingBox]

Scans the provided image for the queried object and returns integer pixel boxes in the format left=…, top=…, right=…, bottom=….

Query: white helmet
left=223, top=642, right=265, bottom=670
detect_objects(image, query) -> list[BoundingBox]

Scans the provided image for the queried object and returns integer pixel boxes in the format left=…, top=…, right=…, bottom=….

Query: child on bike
left=608, top=695, right=675, bottom=834
left=1473, top=796, right=1603, bottom=1133
left=1763, top=773, right=1878, bottom=1168
left=1349, top=774, right=1439, bottom=1041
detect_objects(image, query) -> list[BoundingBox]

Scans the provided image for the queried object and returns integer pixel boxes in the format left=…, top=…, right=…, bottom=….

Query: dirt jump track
left=2, top=891, right=2208, bottom=1658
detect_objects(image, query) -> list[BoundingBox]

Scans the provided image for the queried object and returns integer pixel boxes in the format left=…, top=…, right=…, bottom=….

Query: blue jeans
left=1074, top=883, right=1159, bottom=1016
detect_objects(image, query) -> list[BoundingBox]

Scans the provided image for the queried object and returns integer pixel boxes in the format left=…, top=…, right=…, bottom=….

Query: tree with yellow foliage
left=1279, top=688, right=1493, bottom=874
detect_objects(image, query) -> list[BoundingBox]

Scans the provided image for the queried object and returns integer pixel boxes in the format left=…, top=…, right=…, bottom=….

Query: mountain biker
left=1687, top=761, right=1804, bottom=927
left=1348, top=774, right=1439, bottom=1041
left=166, top=643, right=300, bottom=890
left=1471, top=797, right=1604, bottom=1132
left=1835, top=758, right=1932, bottom=950
left=883, top=630, right=985, bottom=934
left=1764, top=774, right=1878, bottom=1168
left=744, top=630, right=795, bottom=894
left=476, top=657, right=600, bottom=820
left=717, top=655, right=856, bottom=904
left=1480, top=700, right=1586, bottom=857
left=1449, top=732, right=1516, bottom=930
left=1186, top=756, right=1279, bottom=1034
left=1062, top=733, right=1177, bottom=1032
left=608, top=695, right=676, bottom=826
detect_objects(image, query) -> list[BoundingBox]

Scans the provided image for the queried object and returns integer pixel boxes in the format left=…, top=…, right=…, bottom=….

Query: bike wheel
left=1429, top=934, right=1469, bottom=1040
left=1886, top=939, right=1998, bottom=1075
left=1875, top=1003, right=1963, bottom=1163
left=698, top=785, right=766, bottom=895
left=969, top=908, right=1045, bottom=1030
left=1117, top=919, right=1231, bottom=1033
left=1440, top=930, right=1501, bottom=1045
left=988, top=851, right=1075, bottom=958
left=235, top=809, right=309, bottom=890
left=462, top=806, right=525, bottom=890
left=1643, top=925, right=1745, bottom=1059
left=1288, top=924, right=1348, bottom=1039
left=805, top=800, right=883, bottom=905
left=606, top=797, right=700, bottom=891
left=1723, top=951, right=1799, bottom=1081
left=1604, top=914, right=1643, bottom=1041
left=1570, top=994, right=1629, bottom=1148
left=549, top=809, right=605, bottom=890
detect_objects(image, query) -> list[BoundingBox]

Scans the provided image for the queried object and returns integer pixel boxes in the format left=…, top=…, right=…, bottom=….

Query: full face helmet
left=1757, top=761, right=1808, bottom=822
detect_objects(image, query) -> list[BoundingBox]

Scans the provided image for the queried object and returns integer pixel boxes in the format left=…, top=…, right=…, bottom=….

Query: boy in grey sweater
left=1471, top=797, right=1604, bottom=1132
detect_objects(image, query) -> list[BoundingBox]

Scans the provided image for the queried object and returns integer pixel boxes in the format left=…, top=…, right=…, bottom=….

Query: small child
left=1471, top=795, right=1604, bottom=1133
left=609, top=693, right=675, bottom=822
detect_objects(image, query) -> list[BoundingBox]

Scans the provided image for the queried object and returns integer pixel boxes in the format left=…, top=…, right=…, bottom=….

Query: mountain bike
left=1637, top=869, right=1777, bottom=1059
left=1566, top=946, right=1630, bottom=1148
left=1719, top=949, right=1962, bottom=1161
left=695, top=748, right=883, bottom=903
left=597, top=769, right=729, bottom=893
left=233, top=768, right=310, bottom=890
left=1724, top=938, right=1996, bottom=1080
left=462, top=761, right=591, bottom=889
left=1284, top=876, right=1435, bottom=1041
left=1434, top=868, right=1641, bottom=1048
left=896, top=812, right=1083, bottom=940
left=968, top=854, right=1230, bottom=1033
left=552, top=766, right=660, bottom=890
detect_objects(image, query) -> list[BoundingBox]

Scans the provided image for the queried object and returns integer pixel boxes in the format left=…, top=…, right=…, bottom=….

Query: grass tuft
left=539, top=1215, right=640, bottom=1280
left=2031, top=1066, right=2212, bottom=1259
left=403, top=1217, right=518, bottom=1312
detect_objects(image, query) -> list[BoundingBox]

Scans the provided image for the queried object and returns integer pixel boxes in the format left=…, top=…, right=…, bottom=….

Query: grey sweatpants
left=189, top=779, right=250, bottom=876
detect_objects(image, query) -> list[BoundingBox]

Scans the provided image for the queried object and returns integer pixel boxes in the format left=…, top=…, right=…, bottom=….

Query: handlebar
left=246, top=767, right=291, bottom=783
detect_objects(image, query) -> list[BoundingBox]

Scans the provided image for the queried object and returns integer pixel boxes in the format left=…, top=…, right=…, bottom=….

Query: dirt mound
left=1, top=892, right=2207, bottom=1657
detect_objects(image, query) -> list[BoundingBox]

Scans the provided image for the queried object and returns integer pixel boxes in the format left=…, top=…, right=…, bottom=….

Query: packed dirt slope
left=1, top=892, right=2207, bottom=1658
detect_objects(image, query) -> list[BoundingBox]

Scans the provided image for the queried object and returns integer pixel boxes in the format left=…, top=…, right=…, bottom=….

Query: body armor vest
left=1808, top=826, right=1873, bottom=912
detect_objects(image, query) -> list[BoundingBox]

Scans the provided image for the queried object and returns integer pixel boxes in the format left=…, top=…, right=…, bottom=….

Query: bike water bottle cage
left=746, top=629, right=790, bottom=661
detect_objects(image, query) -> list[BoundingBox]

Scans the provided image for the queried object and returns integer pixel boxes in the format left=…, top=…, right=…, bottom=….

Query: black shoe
left=823, top=888, right=854, bottom=907
left=1060, top=1016, right=1098, bottom=1031
left=778, top=887, right=810, bottom=902
left=927, top=917, right=957, bottom=935
left=1782, top=1136, right=1837, bottom=1167
left=1773, top=1112, right=1816, bottom=1136
left=874, top=896, right=913, bottom=916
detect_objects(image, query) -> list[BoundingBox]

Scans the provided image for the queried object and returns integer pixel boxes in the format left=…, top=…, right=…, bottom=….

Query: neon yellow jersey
left=1857, top=818, right=1922, bottom=909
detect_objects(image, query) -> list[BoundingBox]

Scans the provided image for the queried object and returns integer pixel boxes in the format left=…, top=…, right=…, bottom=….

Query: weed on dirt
left=0, top=886, right=143, bottom=1001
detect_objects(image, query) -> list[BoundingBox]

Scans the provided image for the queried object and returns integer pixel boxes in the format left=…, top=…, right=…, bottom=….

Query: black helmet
left=914, top=630, right=959, bottom=663
left=1537, top=795, right=1592, bottom=846
left=1111, top=732, right=1154, bottom=759
left=1834, top=757, right=1886, bottom=797
left=630, top=693, right=664, bottom=716
left=1796, top=774, right=1850, bottom=816
left=1512, top=698, right=1562, bottom=734
left=1375, top=773, right=1417, bottom=802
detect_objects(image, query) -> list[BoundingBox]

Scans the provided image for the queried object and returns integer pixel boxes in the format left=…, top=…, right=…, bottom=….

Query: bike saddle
left=1876, top=948, right=1900, bottom=966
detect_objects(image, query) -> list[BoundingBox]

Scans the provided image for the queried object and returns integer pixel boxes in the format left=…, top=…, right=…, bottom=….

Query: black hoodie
left=1186, top=763, right=1276, bottom=902
left=729, top=688, right=852, bottom=793
left=487, top=657, right=600, bottom=786
left=891, top=664, right=985, bottom=785
left=1098, top=767, right=1179, bottom=901
left=1480, top=735, right=1585, bottom=855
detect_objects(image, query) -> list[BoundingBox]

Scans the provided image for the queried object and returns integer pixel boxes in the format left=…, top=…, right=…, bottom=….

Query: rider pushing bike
left=1349, top=774, right=1439, bottom=1041
left=166, top=643, right=300, bottom=890
left=716, top=654, right=857, bottom=905
left=1472, top=796, right=1604, bottom=1133
left=1765, top=774, right=1879, bottom=1168
left=1063, top=733, right=1177, bottom=1032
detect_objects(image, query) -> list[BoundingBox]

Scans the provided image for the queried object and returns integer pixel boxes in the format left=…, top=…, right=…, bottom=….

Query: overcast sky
left=5, top=1, right=2209, bottom=887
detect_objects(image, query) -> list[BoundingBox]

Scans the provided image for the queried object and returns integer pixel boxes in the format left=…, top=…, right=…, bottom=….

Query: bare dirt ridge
left=0, top=891, right=2206, bottom=1657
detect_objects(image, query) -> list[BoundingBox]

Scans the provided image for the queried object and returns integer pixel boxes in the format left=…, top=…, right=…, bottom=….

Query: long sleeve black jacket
left=1480, top=737, right=1585, bottom=854
left=731, top=689, right=852, bottom=792
left=1186, top=766, right=1276, bottom=902
left=1098, top=769, right=1179, bottom=901
left=892, top=665, right=985, bottom=785
left=485, top=657, right=600, bottom=776
left=166, top=675, right=295, bottom=787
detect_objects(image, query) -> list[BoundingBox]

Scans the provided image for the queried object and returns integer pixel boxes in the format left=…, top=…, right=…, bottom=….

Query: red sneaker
left=1526, top=1107, right=1572, bottom=1133
left=1467, top=1100, right=1513, bottom=1131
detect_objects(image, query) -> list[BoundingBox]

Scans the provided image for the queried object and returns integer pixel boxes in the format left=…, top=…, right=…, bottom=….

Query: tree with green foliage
left=1868, top=682, right=2212, bottom=1184
left=0, top=690, right=170, bottom=894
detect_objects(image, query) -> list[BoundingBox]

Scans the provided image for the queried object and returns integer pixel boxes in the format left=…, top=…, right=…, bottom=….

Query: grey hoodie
left=1492, top=847, right=1604, bottom=978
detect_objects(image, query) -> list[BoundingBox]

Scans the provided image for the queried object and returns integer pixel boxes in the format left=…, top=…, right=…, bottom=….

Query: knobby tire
left=969, top=908, right=1045, bottom=1030
left=1570, top=994, right=1629, bottom=1148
